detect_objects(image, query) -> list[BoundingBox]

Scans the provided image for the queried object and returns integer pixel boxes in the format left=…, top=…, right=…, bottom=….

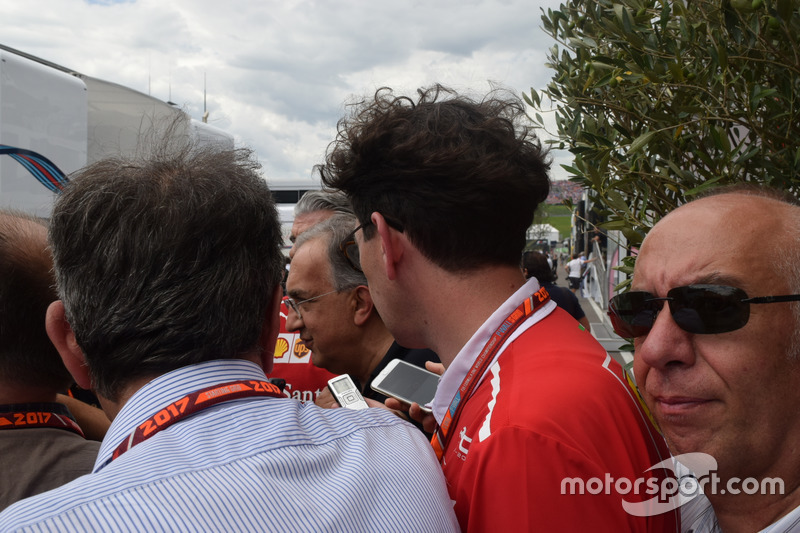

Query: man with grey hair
left=269, top=189, right=350, bottom=402
left=285, top=213, right=439, bottom=414
left=0, top=144, right=458, bottom=531
left=608, top=185, right=800, bottom=532
left=289, top=189, right=352, bottom=257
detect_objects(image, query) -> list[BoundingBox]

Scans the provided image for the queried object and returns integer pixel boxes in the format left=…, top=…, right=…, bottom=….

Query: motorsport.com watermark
left=560, top=453, right=784, bottom=517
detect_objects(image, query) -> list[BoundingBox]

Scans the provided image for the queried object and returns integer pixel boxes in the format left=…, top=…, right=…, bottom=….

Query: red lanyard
left=108, top=379, right=283, bottom=463
left=0, top=403, right=85, bottom=438
left=431, top=286, right=550, bottom=462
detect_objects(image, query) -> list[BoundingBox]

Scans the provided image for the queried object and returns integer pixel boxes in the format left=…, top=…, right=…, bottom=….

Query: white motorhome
left=0, top=44, right=233, bottom=217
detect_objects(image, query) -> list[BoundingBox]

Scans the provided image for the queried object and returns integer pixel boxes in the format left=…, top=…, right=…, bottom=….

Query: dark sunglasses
left=608, top=284, right=800, bottom=337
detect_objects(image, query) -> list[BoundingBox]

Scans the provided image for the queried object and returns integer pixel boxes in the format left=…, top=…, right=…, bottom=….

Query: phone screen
left=330, top=377, right=353, bottom=395
left=373, top=361, right=439, bottom=409
left=327, top=375, right=369, bottom=410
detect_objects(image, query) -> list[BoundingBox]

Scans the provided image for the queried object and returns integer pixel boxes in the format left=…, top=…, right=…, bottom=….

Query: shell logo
left=274, top=337, right=289, bottom=359
left=293, top=339, right=311, bottom=359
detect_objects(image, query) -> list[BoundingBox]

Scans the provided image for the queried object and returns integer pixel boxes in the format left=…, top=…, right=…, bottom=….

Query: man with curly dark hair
left=318, top=85, right=679, bottom=532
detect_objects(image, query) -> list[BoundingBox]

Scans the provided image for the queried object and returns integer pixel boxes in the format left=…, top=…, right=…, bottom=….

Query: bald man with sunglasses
left=609, top=185, right=800, bottom=533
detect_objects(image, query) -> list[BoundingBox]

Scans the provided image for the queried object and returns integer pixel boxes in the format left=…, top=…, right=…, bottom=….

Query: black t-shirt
left=351, top=342, right=439, bottom=437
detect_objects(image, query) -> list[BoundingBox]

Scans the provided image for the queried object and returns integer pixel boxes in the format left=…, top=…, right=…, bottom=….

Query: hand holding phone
left=370, top=359, right=440, bottom=414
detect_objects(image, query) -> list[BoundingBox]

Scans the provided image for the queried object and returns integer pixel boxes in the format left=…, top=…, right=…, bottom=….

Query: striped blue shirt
left=0, top=360, right=458, bottom=532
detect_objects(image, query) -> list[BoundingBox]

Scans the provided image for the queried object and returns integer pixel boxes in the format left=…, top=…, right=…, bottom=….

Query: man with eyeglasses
left=0, top=141, right=458, bottom=532
left=316, top=84, right=679, bottom=532
left=267, top=190, right=347, bottom=403
left=609, top=185, right=800, bottom=533
left=285, top=213, right=439, bottom=416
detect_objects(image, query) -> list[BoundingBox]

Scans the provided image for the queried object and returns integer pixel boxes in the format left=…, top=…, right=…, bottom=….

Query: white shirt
left=681, top=494, right=800, bottom=533
left=566, top=257, right=584, bottom=277
left=0, top=359, right=459, bottom=532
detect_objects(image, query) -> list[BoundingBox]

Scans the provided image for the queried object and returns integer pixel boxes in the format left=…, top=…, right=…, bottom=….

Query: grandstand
left=546, top=180, right=583, bottom=205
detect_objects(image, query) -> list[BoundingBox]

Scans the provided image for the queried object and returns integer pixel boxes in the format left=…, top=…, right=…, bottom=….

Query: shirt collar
left=94, top=359, right=268, bottom=471
left=431, top=277, right=556, bottom=423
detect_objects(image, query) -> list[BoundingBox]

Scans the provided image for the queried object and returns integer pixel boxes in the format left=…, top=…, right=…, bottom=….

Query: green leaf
left=667, top=62, right=685, bottom=82
left=614, top=4, right=634, bottom=33
left=717, top=45, right=728, bottom=71
left=604, top=189, right=631, bottom=212
left=524, top=89, right=542, bottom=107
left=628, top=131, right=656, bottom=154
left=599, top=219, right=630, bottom=230
left=751, top=87, right=778, bottom=107
left=621, top=226, right=645, bottom=246
left=613, top=276, right=633, bottom=293
left=684, top=176, right=726, bottom=196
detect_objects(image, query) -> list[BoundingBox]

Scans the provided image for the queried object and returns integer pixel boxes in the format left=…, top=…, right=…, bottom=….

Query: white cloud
left=1, top=0, right=569, bottom=185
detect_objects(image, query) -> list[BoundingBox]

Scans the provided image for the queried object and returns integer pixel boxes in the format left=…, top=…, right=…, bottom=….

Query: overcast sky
left=2, top=0, right=569, bottom=187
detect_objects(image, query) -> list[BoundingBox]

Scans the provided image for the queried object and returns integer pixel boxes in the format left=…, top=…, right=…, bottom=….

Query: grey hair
left=294, top=213, right=366, bottom=291
left=49, top=141, right=284, bottom=401
left=294, top=190, right=353, bottom=218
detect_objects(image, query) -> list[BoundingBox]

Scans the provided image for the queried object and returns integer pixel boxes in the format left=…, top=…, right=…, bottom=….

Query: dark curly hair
left=522, top=251, right=555, bottom=283
left=317, top=84, right=551, bottom=271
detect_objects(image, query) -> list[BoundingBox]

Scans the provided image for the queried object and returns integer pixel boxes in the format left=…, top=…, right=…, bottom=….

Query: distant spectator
left=522, top=250, right=591, bottom=331
left=565, top=251, right=596, bottom=294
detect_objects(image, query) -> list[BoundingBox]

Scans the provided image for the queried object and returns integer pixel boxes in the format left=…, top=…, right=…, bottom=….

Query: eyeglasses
left=608, top=284, right=800, bottom=337
left=339, top=216, right=405, bottom=273
left=285, top=289, right=340, bottom=320
left=340, top=222, right=368, bottom=272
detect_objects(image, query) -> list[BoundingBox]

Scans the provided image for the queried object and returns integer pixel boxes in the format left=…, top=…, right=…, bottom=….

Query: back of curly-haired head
left=317, top=84, right=551, bottom=271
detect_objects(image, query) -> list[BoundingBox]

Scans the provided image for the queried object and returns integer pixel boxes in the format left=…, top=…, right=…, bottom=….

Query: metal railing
left=582, top=239, right=608, bottom=311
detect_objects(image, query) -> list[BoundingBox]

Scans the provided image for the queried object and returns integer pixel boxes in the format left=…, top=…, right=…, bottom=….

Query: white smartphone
left=327, top=374, right=369, bottom=410
left=370, top=359, right=440, bottom=413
